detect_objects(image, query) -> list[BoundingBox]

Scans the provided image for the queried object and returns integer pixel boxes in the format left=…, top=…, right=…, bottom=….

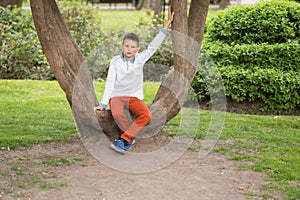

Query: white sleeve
left=138, top=30, right=168, bottom=64
left=100, top=63, right=116, bottom=106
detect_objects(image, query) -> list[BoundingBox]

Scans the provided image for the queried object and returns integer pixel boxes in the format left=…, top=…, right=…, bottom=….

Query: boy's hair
left=123, top=33, right=139, bottom=47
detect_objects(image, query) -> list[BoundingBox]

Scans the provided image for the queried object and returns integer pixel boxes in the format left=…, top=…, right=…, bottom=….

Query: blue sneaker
left=124, top=138, right=136, bottom=151
left=110, top=139, right=125, bottom=154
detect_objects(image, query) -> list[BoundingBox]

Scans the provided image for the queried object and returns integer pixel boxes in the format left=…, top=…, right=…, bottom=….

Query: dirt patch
left=0, top=136, right=283, bottom=200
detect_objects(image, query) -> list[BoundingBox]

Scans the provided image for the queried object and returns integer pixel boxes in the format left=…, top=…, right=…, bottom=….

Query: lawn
left=91, top=5, right=218, bottom=31
left=0, top=80, right=76, bottom=149
left=0, top=80, right=159, bottom=149
left=92, top=9, right=153, bottom=31
left=1, top=80, right=299, bottom=199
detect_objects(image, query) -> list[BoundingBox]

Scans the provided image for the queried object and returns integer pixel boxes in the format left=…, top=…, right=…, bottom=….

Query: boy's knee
left=144, top=112, right=152, bottom=124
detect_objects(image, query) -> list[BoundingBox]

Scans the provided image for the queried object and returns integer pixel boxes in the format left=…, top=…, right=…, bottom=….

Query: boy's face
left=122, top=39, right=140, bottom=60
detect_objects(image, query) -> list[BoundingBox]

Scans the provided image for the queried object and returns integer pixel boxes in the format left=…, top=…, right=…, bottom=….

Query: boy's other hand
left=164, top=5, right=174, bottom=30
left=167, top=5, right=174, bottom=23
left=94, top=106, right=104, bottom=111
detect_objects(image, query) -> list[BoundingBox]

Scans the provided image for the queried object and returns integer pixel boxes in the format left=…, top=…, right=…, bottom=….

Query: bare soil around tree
left=0, top=135, right=284, bottom=200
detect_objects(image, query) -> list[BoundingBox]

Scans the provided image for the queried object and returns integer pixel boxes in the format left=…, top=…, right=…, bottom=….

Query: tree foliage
left=0, top=7, right=51, bottom=79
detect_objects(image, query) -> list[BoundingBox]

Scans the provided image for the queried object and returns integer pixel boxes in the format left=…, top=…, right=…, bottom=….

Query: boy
left=95, top=7, right=174, bottom=154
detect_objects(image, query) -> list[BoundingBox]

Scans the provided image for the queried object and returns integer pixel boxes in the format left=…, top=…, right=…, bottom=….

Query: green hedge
left=193, top=0, right=300, bottom=113
left=221, top=66, right=300, bottom=111
left=205, top=0, right=300, bottom=45
left=205, top=41, right=300, bottom=72
left=192, top=61, right=300, bottom=112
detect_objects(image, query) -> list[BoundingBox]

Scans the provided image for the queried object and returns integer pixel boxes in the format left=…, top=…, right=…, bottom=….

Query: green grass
left=0, top=80, right=159, bottom=150
left=91, top=7, right=219, bottom=31
left=1, top=80, right=300, bottom=199
left=39, top=182, right=68, bottom=189
left=0, top=80, right=76, bottom=149
left=220, top=113, right=300, bottom=199
left=92, top=9, right=153, bottom=31
left=163, top=103, right=300, bottom=200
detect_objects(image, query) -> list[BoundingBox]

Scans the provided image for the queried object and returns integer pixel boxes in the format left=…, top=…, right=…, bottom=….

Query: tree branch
left=188, top=0, right=210, bottom=44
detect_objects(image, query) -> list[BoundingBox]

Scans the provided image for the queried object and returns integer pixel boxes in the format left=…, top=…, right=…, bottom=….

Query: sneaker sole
left=110, top=143, right=125, bottom=155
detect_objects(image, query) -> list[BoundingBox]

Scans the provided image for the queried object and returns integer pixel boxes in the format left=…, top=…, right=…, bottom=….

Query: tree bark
left=0, top=0, right=23, bottom=8
left=152, top=0, right=162, bottom=15
left=30, top=0, right=118, bottom=139
left=219, top=0, right=230, bottom=9
left=30, top=0, right=210, bottom=140
left=153, top=0, right=209, bottom=120
left=30, top=0, right=86, bottom=106
left=136, top=0, right=151, bottom=9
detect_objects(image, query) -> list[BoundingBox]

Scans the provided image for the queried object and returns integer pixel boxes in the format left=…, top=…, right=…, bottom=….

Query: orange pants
left=109, top=96, right=152, bottom=142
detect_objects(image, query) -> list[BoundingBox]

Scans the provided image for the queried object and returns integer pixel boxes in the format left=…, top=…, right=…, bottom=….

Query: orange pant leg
left=109, top=97, right=130, bottom=133
left=110, top=97, right=152, bottom=142
left=121, top=97, right=152, bottom=142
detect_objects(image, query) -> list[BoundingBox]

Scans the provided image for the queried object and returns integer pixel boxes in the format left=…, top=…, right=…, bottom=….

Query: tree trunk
left=0, top=0, right=23, bottom=9
left=136, top=0, right=151, bottom=9
left=153, top=0, right=209, bottom=120
left=219, top=0, right=230, bottom=9
left=152, top=0, right=162, bottom=15
left=30, top=0, right=85, bottom=106
left=30, top=0, right=119, bottom=139
left=30, top=0, right=210, bottom=140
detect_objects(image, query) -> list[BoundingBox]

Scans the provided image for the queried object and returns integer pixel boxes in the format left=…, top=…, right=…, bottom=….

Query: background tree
left=30, top=0, right=210, bottom=139
left=136, top=0, right=163, bottom=14
left=0, top=0, right=23, bottom=9
left=219, top=0, right=230, bottom=9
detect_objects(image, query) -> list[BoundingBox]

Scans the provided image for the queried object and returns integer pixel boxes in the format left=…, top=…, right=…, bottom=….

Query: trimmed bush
left=205, top=41, right=300, bottom=72
left=220, top=66, right=300, bottom=111
left=193, top=0, right=300, bottom=113
left=205, top=0, right=300, bottom=45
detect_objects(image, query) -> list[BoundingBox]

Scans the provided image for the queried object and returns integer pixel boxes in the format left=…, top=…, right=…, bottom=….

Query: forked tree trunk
left=30, top=0, right=210, bottom=139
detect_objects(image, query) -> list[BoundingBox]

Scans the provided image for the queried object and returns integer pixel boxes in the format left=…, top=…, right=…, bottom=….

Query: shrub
left=0, top=3, right=111, bottom=80
left=0, top=7, right=53, bottom=79
left=0, top=3, right=173, bottom=81
left=220, top=66, right=300, bottom=111
left=57, top=1, right=117, bottom=81
left=205, top=0, right=300, bottom=45
left=193, top=0, right=300, bottom=113
left=205, top=41, right=300, bottom=72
